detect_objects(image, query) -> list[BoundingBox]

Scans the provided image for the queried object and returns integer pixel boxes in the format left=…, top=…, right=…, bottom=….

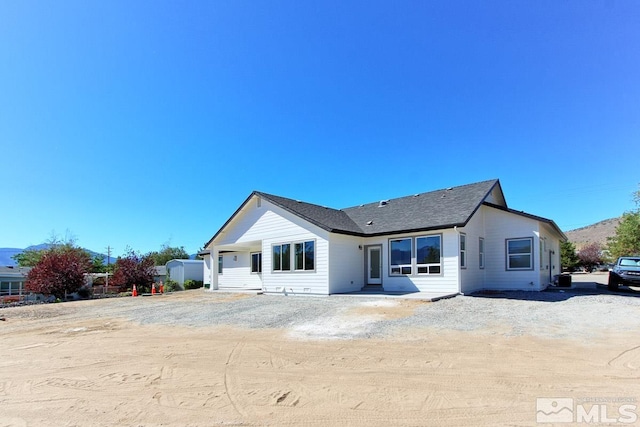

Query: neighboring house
left=201, top=179, right=566, bottom=295
left=0, top=266, right=31, bottom=300
left=166, top=259, right=204, bottom=287
left=153, top=266, right=167, bottom=283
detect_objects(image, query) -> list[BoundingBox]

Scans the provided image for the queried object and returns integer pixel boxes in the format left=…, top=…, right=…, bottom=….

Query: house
left=201, top=179, right=566, bottom=295
left=153, top=266, right=167, bottom=284
left=0, top=266, right=31, bottom=302
left=166, top=259, right=204, bottom=287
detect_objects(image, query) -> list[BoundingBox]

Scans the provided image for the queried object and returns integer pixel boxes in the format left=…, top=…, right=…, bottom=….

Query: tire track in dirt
left=224, top=340, right=248, bottom=417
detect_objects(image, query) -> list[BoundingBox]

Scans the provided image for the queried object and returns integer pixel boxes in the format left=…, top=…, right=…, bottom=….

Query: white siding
left=458, top=208, right=487, bottom=294
left=203, top=256, right=211, bottom=285
left=328, top=234, right=364, bottom=294
left=483, top=205, right=543, bottom=291
left=363, top=230, right=459, bottom=294
left=218, top=252, right=263, bottom=288
left=211, top=197, right=331, bottom=295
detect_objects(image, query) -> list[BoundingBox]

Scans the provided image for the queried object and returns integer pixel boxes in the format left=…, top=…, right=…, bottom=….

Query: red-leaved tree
left=578, top=242, right=603, bottom=272
left=110, top=250, right=155, bottom=293
left=26, top=246, right=92, bottom=299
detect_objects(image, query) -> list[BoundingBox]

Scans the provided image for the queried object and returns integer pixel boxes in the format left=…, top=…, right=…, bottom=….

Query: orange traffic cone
left=152, top=283, right=156, bottom=295
left=159, top=281, right=164, bottom=294
left=132, top=284, right=138, bottom=297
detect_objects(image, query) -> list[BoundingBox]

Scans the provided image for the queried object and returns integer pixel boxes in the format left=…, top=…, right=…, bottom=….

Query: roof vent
left=366, top=220, right=373, bottom=226
left=378, top=200, right=388, bottom=207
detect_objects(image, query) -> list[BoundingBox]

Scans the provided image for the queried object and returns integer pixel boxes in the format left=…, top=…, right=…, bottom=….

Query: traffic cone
left=152, top=283, right=156, bottom=295
left=159, top=281, right=164, bottom=294
left=132, top=284, right=138, bottom=297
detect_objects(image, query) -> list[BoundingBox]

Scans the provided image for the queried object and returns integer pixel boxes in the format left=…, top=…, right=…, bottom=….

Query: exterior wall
left=482, top=206, right=543, bottom=291
left=217, top=252, right=262, bottom=288
left=362, top=230, right=460, bottom=294
left=458, top=208, right=487, bottom=294
left=210, top=197, right=331, bottom=295
left=538, top=223, right=562, bottom=288
left=328, top=233, right=364, bottom=294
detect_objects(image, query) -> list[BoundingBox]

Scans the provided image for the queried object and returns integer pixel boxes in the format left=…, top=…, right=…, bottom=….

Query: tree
left=25, top=246, right=92, bottom=299
left=91, top=254, right=108, bottom=273
left=13, top=249, right=46, bottom=267
left=560, top=240, right=580, bottom=271
left=578, top=242, right=603, bottom=272
left=110, top=249, right=156, bottom=293
left=607, top=212, right=640, bottom=258
left=607, top=185, right=640, bottom=259
left=148, top=244, right=190, bottom=266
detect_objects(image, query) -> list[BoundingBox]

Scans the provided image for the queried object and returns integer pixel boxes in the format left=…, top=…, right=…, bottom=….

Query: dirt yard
left=1, top=281, right=639, bottom=426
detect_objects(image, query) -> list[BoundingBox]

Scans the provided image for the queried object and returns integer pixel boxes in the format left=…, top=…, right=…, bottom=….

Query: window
left=218, top=255, right=223, bottom=274
left=506, top=238, right=533, bottom=270
left=459, top=233, right=467, bottom=268
left=295, top=241, right=315, bottom=271
left=272, top=244, right=291, bottom=271
left=251, top=252, right=262, bottom=273
left=479, top=237, right=485, bottom=269
left=416, top=235, right=441, bottom=274
left=390, top=238, right=412, bottom=274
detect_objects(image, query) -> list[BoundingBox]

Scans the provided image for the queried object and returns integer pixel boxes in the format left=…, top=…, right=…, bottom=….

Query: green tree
left=148, top=244, right=190, bottom=266
left=607, top=185, right=640, bottom=258
left=91, top=254, right=108, bottom=273
left=560, top=240, right=580, bottom=271
left=13, top=248, right=46, bottom=267
left=607, top=212, right=640, bottom=258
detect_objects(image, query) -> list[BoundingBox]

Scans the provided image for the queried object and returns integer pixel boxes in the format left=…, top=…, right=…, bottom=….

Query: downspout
left=453, top=226, right=462, bottom=295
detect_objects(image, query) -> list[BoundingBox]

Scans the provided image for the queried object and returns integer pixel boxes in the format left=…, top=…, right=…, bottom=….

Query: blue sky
left=1, top=0, right=638, bottom=257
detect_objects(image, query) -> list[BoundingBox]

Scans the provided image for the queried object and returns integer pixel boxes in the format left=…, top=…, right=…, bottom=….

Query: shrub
left=183, top=279, right=203, bottom=290
left=164, top=279, right=180, bottom=292
left=77, top=286, right=92, bottom=299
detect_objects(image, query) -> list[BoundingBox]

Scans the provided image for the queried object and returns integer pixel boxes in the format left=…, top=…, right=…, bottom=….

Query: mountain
left=564, top=217, right=621, bottom=250
left=0, top=245, right=117, bottom=267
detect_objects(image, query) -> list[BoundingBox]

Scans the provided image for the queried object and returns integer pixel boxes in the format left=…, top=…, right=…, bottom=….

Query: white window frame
left=415, top=234, right=442, bottom=275
left=251, top=252, right=262, bottom=274
left=294, top=240, right=315, bottom=271
left=506, top=237, right=533, bottom=271
left=459, top=233, right=467, bottom=269
left=389, top=238, right=413, bottom=275
left=218, top=255, right=223, bottom=275
left=479, top=237, right=485, bottom=269
left=272, top=243, right=291, bottom=272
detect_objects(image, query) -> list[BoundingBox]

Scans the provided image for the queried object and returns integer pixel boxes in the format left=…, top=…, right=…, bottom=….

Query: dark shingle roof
left=255, top=179, right=501, bottom=237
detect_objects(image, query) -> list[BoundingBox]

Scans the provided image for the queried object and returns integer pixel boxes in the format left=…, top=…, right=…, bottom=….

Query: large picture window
left=390, top=238, right=412, bottom=274
left=416, top=235, right=441, bottom=274
left=506, top=238, right=533, bottom=270
left=273, top=241, right=314, bottom=272
left=251, top=252, right=262, bottom=273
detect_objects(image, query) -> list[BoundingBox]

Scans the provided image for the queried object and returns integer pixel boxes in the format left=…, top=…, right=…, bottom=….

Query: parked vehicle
left=608, top=256, right=640, bottom=291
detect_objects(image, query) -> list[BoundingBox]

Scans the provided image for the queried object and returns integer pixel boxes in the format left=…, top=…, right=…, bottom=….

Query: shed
left=166, top=259, right=204, bottom=287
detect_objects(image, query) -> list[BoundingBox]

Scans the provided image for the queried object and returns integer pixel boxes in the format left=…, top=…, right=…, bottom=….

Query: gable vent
left=366, top=220, right=373, bottom=226
left=378, top=200, right=388, bottom=207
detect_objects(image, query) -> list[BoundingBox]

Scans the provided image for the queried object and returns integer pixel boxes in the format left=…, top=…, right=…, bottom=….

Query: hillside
left=564, top=217, right=620, bottom=249
left=0, top=245, right=116, bottom=267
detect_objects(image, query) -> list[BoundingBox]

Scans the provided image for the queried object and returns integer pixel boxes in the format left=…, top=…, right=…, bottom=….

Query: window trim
left=459, top=233, right=467, bottom=269
left=272, top=240, right=316, bottom=273
left=415, top=234, right=442, bottom=275
left=218, top=255, right=223, bottom=275
left=506, top=237, right=534, bottom=271
left=294, top=240, right=315, bottom=271
left=389, top=237, right=413, bottom=275
left=479, top=237, right=485, bottom=269
left=388, top=234, right=443, bottom=276
left=251, top=252, right=262, bottom=274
